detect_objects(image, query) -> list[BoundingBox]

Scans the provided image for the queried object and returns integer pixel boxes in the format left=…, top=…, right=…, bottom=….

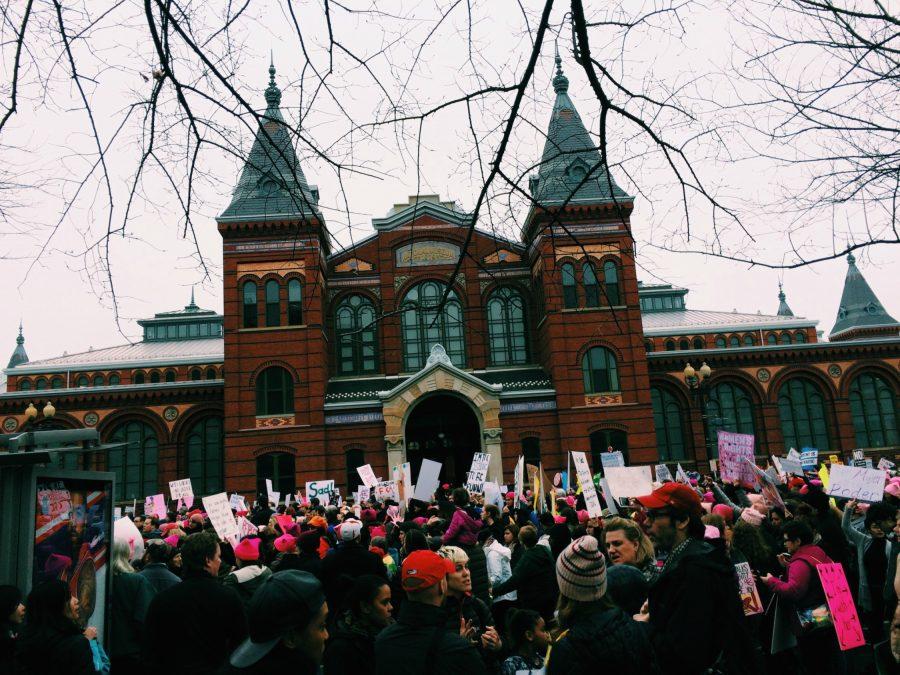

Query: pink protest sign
left=816, top=562, right=864, bottom=651
left=717, top=431, right=755, bottom=485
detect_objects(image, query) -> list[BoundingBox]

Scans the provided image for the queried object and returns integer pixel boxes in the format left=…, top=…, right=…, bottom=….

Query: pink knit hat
left=577, top=509, right=589, bottom=524
left=233, top=537, right=261, bottom=561
left=702, top=492, right=714, bottom=503
left=163, top=534, right=180, bottom=547
left=274, top=534, right=297, bottom=553
left=554, top=515, right=567, bottom=525
left=885, top=482, right=900, bottom=499
left=704, top=525, right=721, bottom=540
left=740, top=508, right=764, bottom=527
left=712, top=504, right=733, bottom=524
left=565, top=496, right=576, bottom=507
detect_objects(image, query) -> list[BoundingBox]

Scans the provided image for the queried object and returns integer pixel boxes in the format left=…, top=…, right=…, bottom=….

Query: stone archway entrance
left=405, top=394, right=480, bottom=484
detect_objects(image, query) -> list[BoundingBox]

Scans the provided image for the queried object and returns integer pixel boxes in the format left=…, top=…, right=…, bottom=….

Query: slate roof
left=776, top=284, right=794, bottom=317
left=830, top=252, right=898, bottom=338
left=641, top=309, right=816, bottom=336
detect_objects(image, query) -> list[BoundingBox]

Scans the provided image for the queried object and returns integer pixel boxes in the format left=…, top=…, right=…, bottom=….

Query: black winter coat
left=442, top=594, right=500, bottom=671
left=374, top=601, right=487, bottom=675
left=647, top=538, right=764, bottom=675
left=139, top=561, right=182, bottom=595
left=15, top=622, right=94, bottom=675
left=492, top=545, right=558, bottom=621
left=110, top=571, right=155, bottom=658
left=143, top=570, right=248, bottom=675
left=219, top=642, right=319, bottom=675
left=322, top=609, right=380, bottom=675
left=321, top=543, right=387, bottom=614
left=547, top=605, right=660, bottom=675
left=461, top=543, right=492, bottom=606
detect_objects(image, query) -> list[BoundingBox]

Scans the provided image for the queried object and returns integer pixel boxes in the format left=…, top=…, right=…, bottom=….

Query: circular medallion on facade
left=756, top=368, right=771, bottom=383
left=828, top=364, right=842, bottom=378
left=3, top=417, right=18, bottom=432
left=83, top=412, right=99, bottom=427
left=163, top=406, right=179, bottom=422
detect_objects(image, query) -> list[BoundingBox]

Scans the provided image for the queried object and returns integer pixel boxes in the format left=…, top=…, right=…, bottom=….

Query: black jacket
left=374, top=601, right=487, bottom=675
left=647, top=538, right=763, bottom=675
left=222, top=565, right=272, bottom=611
left=442, top=594, right=499, bottom=670
left=15, top=621, right=94, bottom=675
left=219, top=642, right=319, bottom=675
left=321, top=542, right=387, bottom=613
left=271, top=551, right=322, bottom=579
left=140, top=561, right=182, bottom=595
left=460, top=543, right=491, bottom=607
left=322, top=609, right=381, bottom=675
left=110, top=571, right=155, bottom=658
left=548, top=605, right=660, bottom=675
left=144, top=570, right=248, bottom=675
left=492, top=545, right=558, bottom=621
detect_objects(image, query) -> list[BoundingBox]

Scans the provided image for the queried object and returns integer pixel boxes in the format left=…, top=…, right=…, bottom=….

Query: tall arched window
left=335, top=294, right=379, bottom=375
left=265, top=280, right=280, bottom=327
left=766, top=333, right=777, bottom=345
left=150, top=372, right=160, bottom=384
left=242, top=280, right=258, bottom=328
left=795, top=331, right=807, bottom=343
left=780, top=333, right=792, bottom=345
left=256, top=452, right=295, bottom=499
left=591, top=430, right=628, bottom=468
left=345, top=448, right=365, bottom=493
left=205, top=367, right=217, bottom=380
left=715, top=336, right=726, bottom=348
left=651, top=387, right=687, bottom=461
left=190, top=369, right=201, bottom=381
left=849, top=373, right=898, bottom=448
left=486, top=288, right=528, bottom=366
left=255, top=366, right=294, bottom=416
left=692, top=337, right=705, bottom=350
left=51, top=377, right=63, bottom=389
left=582, top=346, right=619, bottom=394
left=400, top=281, right=465, bottom=370
left=561, top=263, right=577, bottom=309
left=287, top=278, right=303, bottom=325
left=644, top=340, right=655, bottom=353
left=108, top=373, right=120, bottom=386
left=778, top=378, right=830, bottom=451
left=76, top=375, right=89, bottom=387
left=708, top=383, right=755, bottom=457
left=583, top=263, right=600, bottom=308
left=603, top=261, right=620, bottom=305
left=166, top=370, right=177, bottom=383
left=185, top=416, right=224, bottom=495
left=108, top=420, right=159, bottom=501
left=93, top=375, right=104, bottom=387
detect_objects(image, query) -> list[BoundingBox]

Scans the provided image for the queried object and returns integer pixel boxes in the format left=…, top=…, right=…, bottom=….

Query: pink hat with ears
left=740, top=508, right=765, bottom=527
left=885, top=482, right=900, bottom=499
left=164, top=534, right=180, bottom=548
left=702, top=492, right=714, bottom=503
left=577, top=510, right=589, bottom=524
left=712, top=504, right=733, bottom=524
left=704, top=525, right=721, bottom=540
left=274, top=534, right=297, bottom=553
left=370, top=525, right=387, bottom=539
left=554, top=515, right=566, bottom=524
left=565, top=496, right=576, bottom=507
left=233, top=537, right=261, bottom=562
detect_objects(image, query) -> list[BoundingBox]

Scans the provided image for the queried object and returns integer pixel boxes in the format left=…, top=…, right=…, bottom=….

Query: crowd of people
left=3, top=464, right=900, bottom=674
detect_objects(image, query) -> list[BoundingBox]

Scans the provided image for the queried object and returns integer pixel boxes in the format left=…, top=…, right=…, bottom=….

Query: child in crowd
left=500, top=609, right=550, bottom=675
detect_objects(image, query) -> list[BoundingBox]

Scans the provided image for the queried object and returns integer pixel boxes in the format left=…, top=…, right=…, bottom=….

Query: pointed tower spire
left=8, top=321, right=29, bottom=368
left=776, top=282, right=794, bottom=317
left=829, top=252, right=899, bottom=341
left=185, top=286, right=199, bottom=312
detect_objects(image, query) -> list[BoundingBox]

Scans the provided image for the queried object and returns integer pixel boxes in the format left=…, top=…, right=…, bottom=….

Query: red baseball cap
left=636, top=482, right=703, bottom=516
left=401, top=550, right=455, bottom=591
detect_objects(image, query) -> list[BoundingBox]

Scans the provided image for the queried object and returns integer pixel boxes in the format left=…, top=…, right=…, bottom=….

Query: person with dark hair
left=636, top=483, right=762, bottom=675
left=143, top=531, right=248, bottom=674
left=441, top=488, right=482, bottom=547
left=323, top=574, right=392, bottom=674
left=491, top=525, right=558, bottom=622
left=605, top=564, right=650, bottom=617
left=223, top=570, right=328, bottom=674
left=503, top=523, right=522, bottom=571
left=321, top=519, right=387, bottom=617
left=15, top=580, right=95, bottom=675
left=140, top=540, right=182, bottom=594
left=0, top=584, right=24, bottom=672
left=761, top=518, right=845, bottom=674
left=500, top=609, right=549, bottom=675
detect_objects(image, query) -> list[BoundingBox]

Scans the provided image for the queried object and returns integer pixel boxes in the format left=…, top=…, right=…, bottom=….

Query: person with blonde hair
left=602, top=516, right=658, bottom=581
left=109, top=539, right=154, bottom=672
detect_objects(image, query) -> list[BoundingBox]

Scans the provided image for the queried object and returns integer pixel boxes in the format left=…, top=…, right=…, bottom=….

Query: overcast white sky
left=1, top=1, right=896, bottom=364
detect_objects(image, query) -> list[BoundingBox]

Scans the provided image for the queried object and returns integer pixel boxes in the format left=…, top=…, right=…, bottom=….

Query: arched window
left=665, top=339, right=676, bottom=351
left=590, top=430, right=628, bottom=468
left=256, top=366, right=294, bottom=416
left=205, top=367, right=217, bottom=380
left=486, top=288, right=529, bottom=366
left=190, top=369, right=201, bottom=381
left=679, top=338, right=690, bottom=351
left=34, top=377, right=47, bottom=390
left=108, top=420, right=159, bottom=501
left=708, top=383, right=756, bottom=457
left=795, top=331, right=807, bottom=343
left=561, top=263, right=577, bottom=309
left=108, top=373, right=120, bottom=386
left=778, top=378, right=830, bottom=451
left=242, top=280, right=258, bottom=328
left=644, top=340, right=655, bottom=353
left=265, top=280, right=280, bottom=327
left=133, top=372, right=146, bottom=384
left=693, top=337, right=705, bottom=350
left=583, top=263, right=600, bottom=308
left=150, top=371, right=160, bottom=384
left=780, top=332, right=792, bottom=345
left=93, top=375, right=104, bottom=387
left=185, top=417, right=224, bottom=495
left=766, top=333, right=777, bottom=345
left=715, top=336, right=726, bottom=348
left=166, top=370, right=177, bottom=383
left=603, top=261, right=620, bottom=305
left=18, top=379, right=32, bottom=391
left=522, top=437, right=541, bottom=467
left=256, top=452, right=295, bottom=499
left=335, top=294, right=379, bottom=375
left=582, top=346, right=619, bottom=394
left=652, top=387, right=687, bottom=461
left=287, top=278, right=303, bottom=325
left=51, top=377, right=63, bottom=389
left=76, top=375, right=89, bottom=387
left=743, top=334, right=755, bottom=346
left=849, top=373, right=898, bottom=448
left=729, top=336, right=740, bottom=348
left=400, top=281, right=465, bottom=370
left=345, top=448, right=365, bottom=493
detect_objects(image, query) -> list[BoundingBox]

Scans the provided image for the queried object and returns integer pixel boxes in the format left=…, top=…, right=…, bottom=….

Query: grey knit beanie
left=556, top=535, right=607, bottom=601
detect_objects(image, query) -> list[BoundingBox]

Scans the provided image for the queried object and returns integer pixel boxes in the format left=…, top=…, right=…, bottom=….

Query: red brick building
left=3, top=60, right=898, bottom=502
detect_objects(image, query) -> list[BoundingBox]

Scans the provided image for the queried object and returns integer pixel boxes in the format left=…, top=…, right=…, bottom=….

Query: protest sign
left=269, top=491, right=281, bottom=508
left=306, top=480, right=335, bottom=506
left=483, top=482, right=504, bottom=509
left=571, top=451, right=603, bottom=518
left=147, top=494, right=167, bottom=519
left=374, top=480, right=399, bottom=503
left=778, top=456, right=804, bottom=477
left=202, top=492, right=239, bottom=541
left=825, top=464, right=885, bottom=502
left=675, top=464, right=690, bottom=484
left=655, top=464, right=672, bottom=482
left=465, top=453, right=491, bottom=493
left=851, top=449, right=865, bottom=462
left=265, top=478, right=278, bottom=506
left=514, top=455, right=525, bottom=499
left=596, top=478, right=618, bottom=515
left=734, top=562, right=763, bottom=616
left=392, top=462, right=413, bottom=504
left=787, top=447, right=801, bottom=461
left=877, top=457, right=895, bottom=471
left=603, top=466, right=653, bottom=500
left=800, top=448, right=818, bottom=470
left=599, top=451, right=625, bottom=469
left=229, top=493, right=245, bottom=511
left=357, top=464, right=378, bottom=488
left=745, top=459, right=785, bottom=509
left=357, top=485, right=370, bottom=503
left=168, top=478, right=194, bottom=504
left=413, top=459, right=442, bottom=501
left=816, top=563, right=865, bottom=650
left=238, top=516, right=258, bottom=539
left=717, top=431, right=756, bottom=485
left=113, top=507, right=122, bottom=521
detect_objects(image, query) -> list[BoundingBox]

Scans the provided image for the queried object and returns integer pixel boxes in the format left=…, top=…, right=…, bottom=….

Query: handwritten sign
left=596, top=478, right=618, bottom=515
left=655, top=464, right=673, bottom=482
left=306, top=480, right=335, bottom=506
left=237, top=516, right=258, bottom=539
left=202, top=492, right=239, bottom=541
left=465, top=453, right=491, bottom=494
left=357, top=485, right=371, bottom=503
left=357, top=464, right=378, bottom=488
left=735, top=562, right=763, bottom=616
left=603, top=466, right=653, bottom=499
left=816, top=563, right=865, bottom=650
left=229, top=493, right=244, bottom=511
left=374, top=480, right=399, bottom=503
left=787, top=448, right=801, bottom=461
left=265, top=478, right=279, bottom=506
left=483, top=482, right=504, bottom=508
left=717, top=431, right=755, bottom=484
left=825, top=464, right=885, bottom=502
left=571, top=451, right=603, bottom=518
left=413, top=459, right=442, bottom=502
left=600, top=451, right=625, bottom=469
left=877, top=457, right=895, bottom=471
left=800, top=448, right=819, bottom=471
left=676, top=464, right=690, bottom=484
left=169, top=478, right=193, bottom=502
left=744, top=459, right=786, bottom=509
left=147, top=494, right=167, bottom=519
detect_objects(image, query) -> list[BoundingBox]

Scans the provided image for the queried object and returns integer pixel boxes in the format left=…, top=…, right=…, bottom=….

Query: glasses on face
left=646, top=509, right=673, bottom=522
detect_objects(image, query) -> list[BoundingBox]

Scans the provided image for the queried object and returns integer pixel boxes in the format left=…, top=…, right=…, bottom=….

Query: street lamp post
left=683, top=362, right=714, bottom=460
left=23, top=400, right=56, bottom=430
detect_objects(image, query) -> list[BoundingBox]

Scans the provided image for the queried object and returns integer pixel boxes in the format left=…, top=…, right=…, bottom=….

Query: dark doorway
left=590, top=429, right=629, bottom=468
left=256, top=452, right=295, bottom=500
left=405, top=394, right=480, bottom=485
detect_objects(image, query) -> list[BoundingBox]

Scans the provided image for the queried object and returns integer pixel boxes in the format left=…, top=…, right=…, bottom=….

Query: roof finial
left=16, top=321, right=24, bottom=346
left=553, top=45, right=569, bottom=94
left=778, top=281, right=785, bottom=301
left=186, top=286, right=198, bottom=311
left=847, top=250, right=856, bottom=266
left=264, top=56, right=281, bottom=110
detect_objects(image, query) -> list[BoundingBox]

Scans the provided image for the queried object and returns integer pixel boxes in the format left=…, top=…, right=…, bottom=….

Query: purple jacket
left=442, top=508, right=483, bottom=547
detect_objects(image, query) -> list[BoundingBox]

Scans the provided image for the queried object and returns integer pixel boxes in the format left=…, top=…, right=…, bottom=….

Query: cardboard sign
left=357, top=464, right=378, bottom=488
left=826, top=464, right=885, bottom=502
left=800, top=448, right=819, bottom=471
left=787, top=448, right=801, bottom=461
left=357, top=485, right=371, bottom=503
left=877, top=457, right=895, bottom=471
left=229, top=493, right=244, bottom=511
left=374, top=480, right=399, bottom=503
left=202, top=492, right=239, bottom=541
left=413, top=459, right=442, bottom=502
left=571, top=451, right=603, bottom=518
left=816, top=563, right=865, bottom=650
left=169, top=478, right=194, bottom=503
left=735, top=562, right=763, bottom=616
left=596, top=477, right=618, bottom=515
left=717, top=431, right=756, bottom=484
left=465, top=453, right=491, bottom=494
left=269, top=491, right=281, bottom=508
left=514, top=455, right=525, bottom=499
left=603, top=466, right=653, bottom=499
left=306, top=480, right=335, bottom=506
left=675, top=464, right=690, bottom=484
left=237, top=516, right=258, bottom=539
left=392, top=462, right=413, bottom=504
left=655, top=464, right=672, bottom=482
left=599, top=451, right=625, bottom=469
left=745, top=459, right=786, bottom=509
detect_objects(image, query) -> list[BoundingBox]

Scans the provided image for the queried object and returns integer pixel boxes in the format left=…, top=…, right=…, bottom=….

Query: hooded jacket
left=483, top=540, right=516, bottom=602
left=222, top=565, right=273, bottom=610
left=442, top=508, right=483, bottom=547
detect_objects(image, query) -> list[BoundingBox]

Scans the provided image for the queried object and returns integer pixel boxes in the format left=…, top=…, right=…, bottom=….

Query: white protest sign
left=514, top=455, right=525, bottom=499
left=306, top=480, right=335, bottom=506
left=735, top=562, right=763, bottom=616
left=169, top=478, right=194, bottom=503
left=465, top=453, right=491, bottom=494
left=800, top=448, right=819, bottom=470
left=270, top=492, right=281, bottom=508
left=600, top=451, right=625, bottom=469
left=596, top=477, right=618, bottom=515
left=717, top=431, right=756, bottom=484
left=603, top=466, right=654, bottom=500
left=676, top=464, right=690, bottom=484
left=655, top=464, right=673, bottom=482
left=877, top=457, right=895, bottom=471
left=483, top=482, right=504, bottom=508
left=148, top=494, right=167, bottom=519
left=413, top=459, right=442, bottom=501
left=826, top=465, right=886, bottom=503
left=238, top=516, right=258, bottom=539
left=113, top=507, right=122, bottom=521
left=373, top=480, right=399, bottom=503
left=392, top=462, right=413, bottom=504
left=571, top=451, right=604, bottom=518
left=779, top=456, right=804, bottom=477
left=202, top=492, right=239, bottom=541
left=357, top=485, right=371, bottom=503
left=852, top=449, right=865, bottom=462
left=357, top=464, right=378, bottom=488
left=229, top=493, right=244, bottom=511
left=265, top=478, right=278, bottom=506
left=787, top=448, right=801, bottom=462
